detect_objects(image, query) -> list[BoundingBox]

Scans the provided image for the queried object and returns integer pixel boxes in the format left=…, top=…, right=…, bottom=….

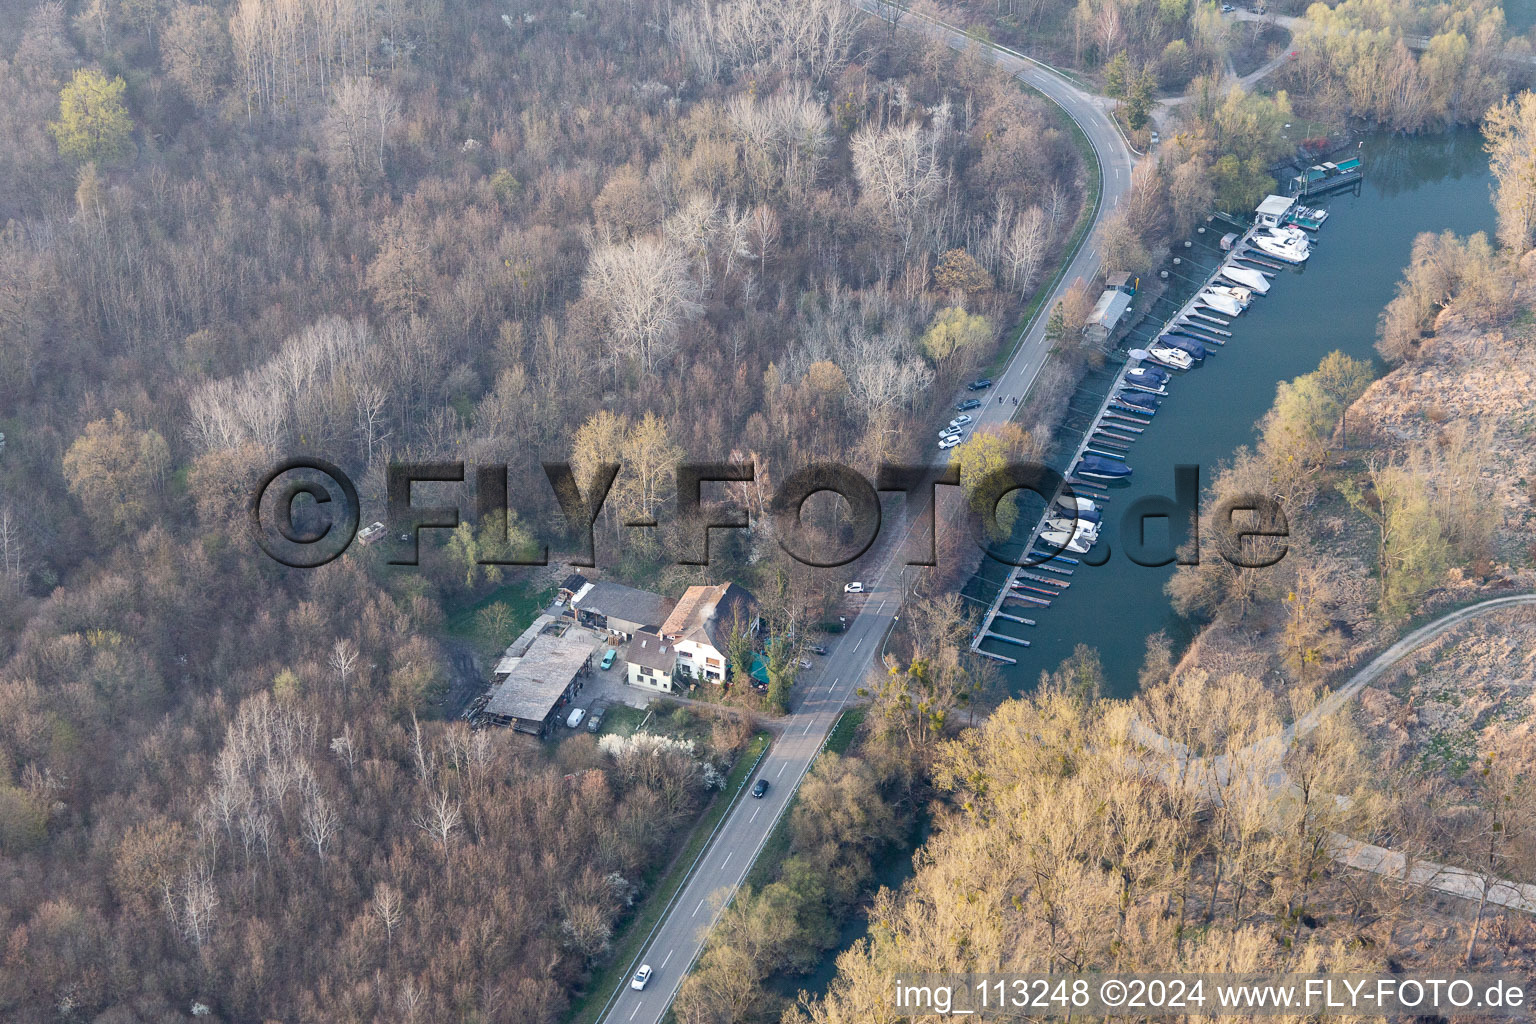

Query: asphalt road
left=597, top=11, right=1136, bottom=1024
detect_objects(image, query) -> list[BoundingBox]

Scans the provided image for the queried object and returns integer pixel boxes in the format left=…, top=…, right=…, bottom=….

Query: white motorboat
left=1217, top=263, right=1270, bottom=294
left=1043, top=515, right=1098, bottom=538
left=1055, top=495, right=1098, bottom=514
left=1263, top=225, right=1309, bottom=245
left=1037, top=529, right=1093, bottom=554
left=1147, top=343, right=1194, bottom=370
left=1251, top=233, right=1310, bottom=264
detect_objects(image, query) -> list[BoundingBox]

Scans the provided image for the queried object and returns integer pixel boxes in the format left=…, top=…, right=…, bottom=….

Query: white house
left=624, top=629, right=678, bottom=693
left=660, top=582, right=758, bottom=684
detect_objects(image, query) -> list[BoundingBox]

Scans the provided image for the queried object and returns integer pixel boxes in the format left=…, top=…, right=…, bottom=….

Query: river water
left=965, top=128, right=1496, bottom=697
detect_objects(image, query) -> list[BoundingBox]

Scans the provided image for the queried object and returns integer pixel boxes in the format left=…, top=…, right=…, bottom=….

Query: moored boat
left=1043, top=515, right=1098, bottom=538
left=1146, top=343, right=1193, bottom=370
left=1217, top=263, right=1271, bottom=294
left=1158, top=334, right=1206, bottom=361
left=1036, top=529, right=1093, bottom=554
left=1251, top=234, right=1309, bottom=264
left=1125, top=365, right=1168, bottom=388
left=1076, top=455, right=1132, bottom=479
left=1197, top=289, right=1244, bottom=317
left=1115, top=390, right=1159, bottom=410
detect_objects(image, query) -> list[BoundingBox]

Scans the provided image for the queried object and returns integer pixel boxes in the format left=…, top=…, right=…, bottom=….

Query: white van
left=566, top=707, right=586, bottom=729
left=844, top=582, right=864, bottom=594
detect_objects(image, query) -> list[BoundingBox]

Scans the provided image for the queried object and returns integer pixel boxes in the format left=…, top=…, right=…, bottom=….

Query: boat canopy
left=1254, top=194, right=1295, bottom=226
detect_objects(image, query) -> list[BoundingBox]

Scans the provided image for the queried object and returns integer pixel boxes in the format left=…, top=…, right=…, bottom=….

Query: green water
left=968, top=128, right=1496, bottom=696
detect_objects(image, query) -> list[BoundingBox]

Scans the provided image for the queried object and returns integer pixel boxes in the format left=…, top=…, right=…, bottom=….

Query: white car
left=949, top=415, right=973, bottom=429
left=631, top=965, right=652, bottom=991
left=566, top=707, right=586, bottom=729
left=844, top=582, right=864, bottom=594
left=939, top=425, right=963, bottom=439
left=938, top=435, right=962, bottom=450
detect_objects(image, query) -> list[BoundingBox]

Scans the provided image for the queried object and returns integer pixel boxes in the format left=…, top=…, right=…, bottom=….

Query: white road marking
left=750, top=805, right=760, bottom=823
left=661, top=950, right=673, bottom=969
left=722, top=852, right=732, bottom=868
left=630, top=1004, right=641, bottom=1020
left=693, top=898, right=705, bottom=917
left=853, top=637, right=863, bottom=652
left=875, top=601, right=886, bottom=615
left=777, top=762, right=787, bottom=777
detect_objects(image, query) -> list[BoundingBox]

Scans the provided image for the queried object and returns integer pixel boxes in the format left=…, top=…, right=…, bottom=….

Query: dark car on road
left=955, top=398, right=982, bottom=411
left=966, top=378, right=993, bottom=391
left=751, top=779, right=769, bottom=798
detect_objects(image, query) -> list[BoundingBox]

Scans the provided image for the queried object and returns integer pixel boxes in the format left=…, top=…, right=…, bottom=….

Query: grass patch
left=825, top=705, right=867, bottom=754
left=594, top=703, right=650, bottom=738
left=443, top=580, right=552, bottom=659
left=566, top=730, right=772, bottom=1024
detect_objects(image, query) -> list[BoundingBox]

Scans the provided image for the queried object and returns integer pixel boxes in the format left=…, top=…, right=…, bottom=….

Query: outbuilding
left=1083, top=288, right=1133, bottom=346
left=482, top=627, right=601, bottom=737
left=571, top=581, right=676, bottom=640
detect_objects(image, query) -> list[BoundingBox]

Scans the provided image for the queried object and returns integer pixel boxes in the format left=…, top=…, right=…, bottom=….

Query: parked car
left=949, top=414, right=973, bottom=428
left=966, top=378, right=993, bottom=391
left=586, top=710, right=604, bottom=733
left=809, top=644, right=828, bottom=655
left=1221, top=3, right=1233, bottom=10
left=939, top=426, right=963, bottom=440
left=600, top=648, right=616, bottom=670
left=566, top=707, right=586, bottom=729
left=955, top=398, right=983, bottom=411
left=844, top=581, right=864, bottom=594
left=631, top=965, right=653, bottom=991
left=751, top=779, right=769, bottom=798
left=938, top=436, right=962, bottom=450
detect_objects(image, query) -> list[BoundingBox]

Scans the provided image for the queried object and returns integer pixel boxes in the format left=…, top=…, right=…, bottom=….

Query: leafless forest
left=0, top=0, right=1102, bottom=1019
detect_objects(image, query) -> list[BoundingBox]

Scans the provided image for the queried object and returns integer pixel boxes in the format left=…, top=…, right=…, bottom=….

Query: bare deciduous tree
left=582, top=235, right=702, bottom=373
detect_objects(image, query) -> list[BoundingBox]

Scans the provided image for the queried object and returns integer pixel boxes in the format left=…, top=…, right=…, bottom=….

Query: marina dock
left=971, top=210, right=1308, bottom=661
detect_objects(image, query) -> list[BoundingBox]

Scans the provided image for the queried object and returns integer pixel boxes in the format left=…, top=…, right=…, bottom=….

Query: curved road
left=1134, top=593, right=1536, bottom=913
left=596, top=10, right=1137, bottom=1024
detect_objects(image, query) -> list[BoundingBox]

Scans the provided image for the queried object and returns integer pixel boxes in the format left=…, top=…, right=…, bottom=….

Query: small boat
left=1115, top=390, right=1159, bottom=410
left=1076, top=455, right=1132, bottom=479
left=1217, top=263, right=1270, bottom=294
left=1061, top=503, right=1101, bottom=524
left=1044, top=515, right=1098, bottom=538
left=1036, top=529, right=1093, bottom=555
left=1125, top=365, right=1168, bottom=388
left=1197, top=289, right=1244, bottom=317
left=1251, top=234, right=1309, bottom=264
left=1289, top=205, right=1328, bottom=230
left=1209, top=284, right=1253, bottom=308
left=1158, top=334, right=1206, bottom=361
left=1146, top=343, right=1194, bottom=370
left=1055, top=495, right=1098, bottom=515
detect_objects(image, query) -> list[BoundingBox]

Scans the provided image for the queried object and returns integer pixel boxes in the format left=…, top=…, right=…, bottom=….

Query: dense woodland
left=6, top=0, right=1536, bottom=1018
left=787, top=85, right=1536, bottom=1024
left=0, top=0, right=1105, bottom=1019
